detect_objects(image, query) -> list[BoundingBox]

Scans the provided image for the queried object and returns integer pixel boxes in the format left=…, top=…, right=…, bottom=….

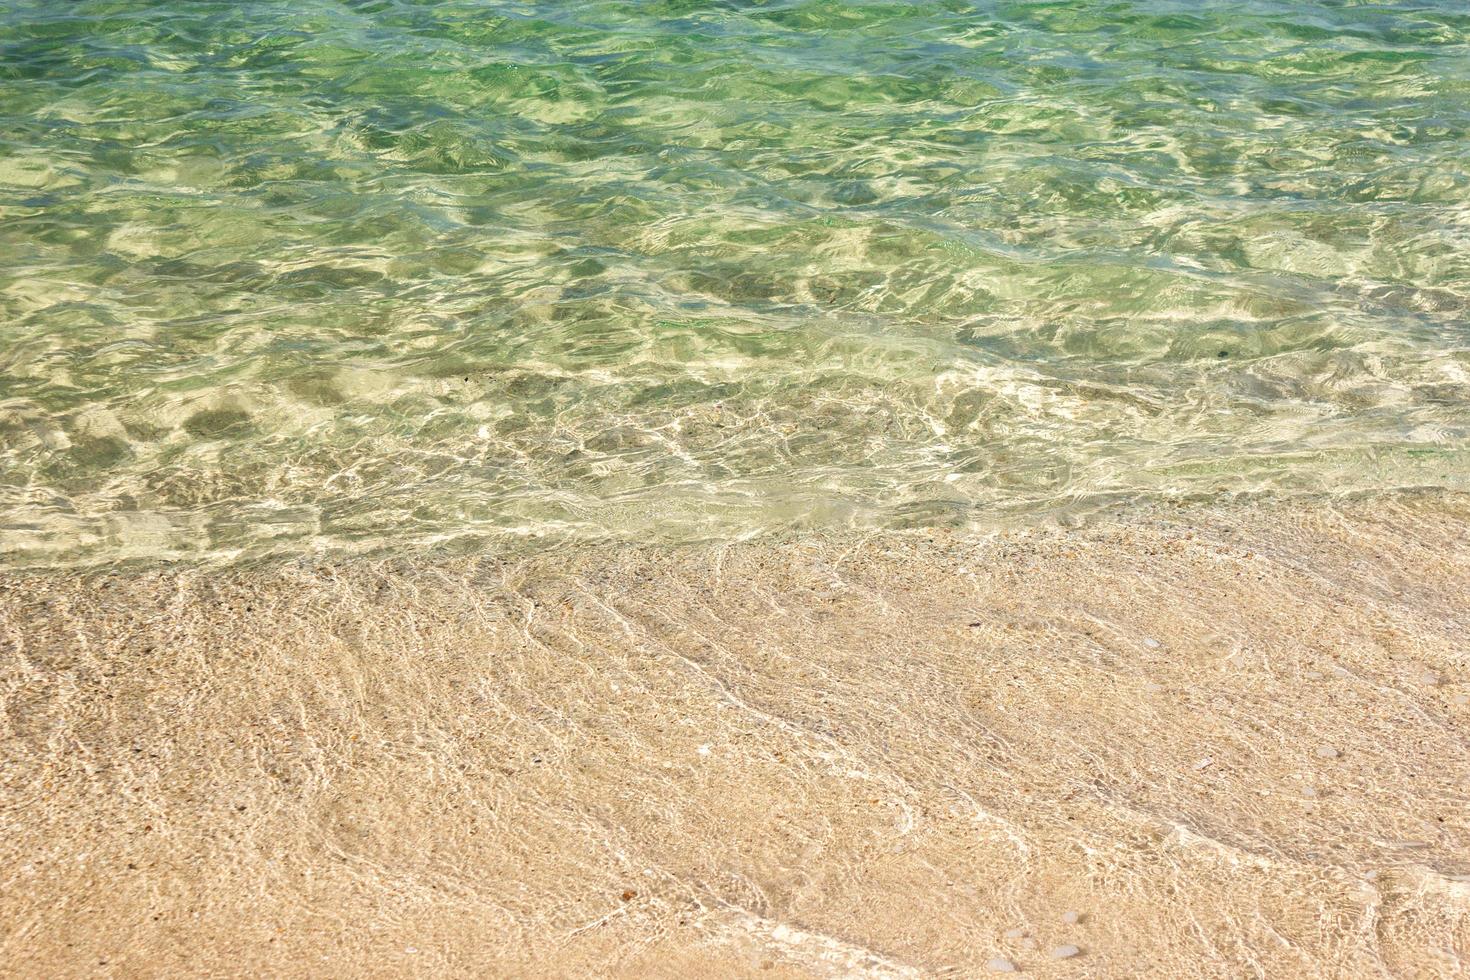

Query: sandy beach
left=5, top=0, right=1469, bottom=975
left=3, top=492, right=1467, bottom=977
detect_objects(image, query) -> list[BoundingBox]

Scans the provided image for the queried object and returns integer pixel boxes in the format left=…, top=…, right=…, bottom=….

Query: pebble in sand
left=987, top=957, right=1019, bottom=973
left=1051, top=944, right=1082, bottom=959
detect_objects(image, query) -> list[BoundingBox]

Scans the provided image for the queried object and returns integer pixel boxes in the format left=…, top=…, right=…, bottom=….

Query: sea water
left=2, top=0, right=1468, bottom=566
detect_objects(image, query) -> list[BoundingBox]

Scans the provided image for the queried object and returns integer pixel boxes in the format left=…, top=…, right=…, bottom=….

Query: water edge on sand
left=3, top=492, right=1469, bottom=977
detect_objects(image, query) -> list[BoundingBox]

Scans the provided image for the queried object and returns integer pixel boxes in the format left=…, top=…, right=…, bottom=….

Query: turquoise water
left=2, top=0, right=1469, bottom=566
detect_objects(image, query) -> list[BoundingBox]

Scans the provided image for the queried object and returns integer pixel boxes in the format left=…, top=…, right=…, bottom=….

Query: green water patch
left=2, top=0, right=1468, bottom=566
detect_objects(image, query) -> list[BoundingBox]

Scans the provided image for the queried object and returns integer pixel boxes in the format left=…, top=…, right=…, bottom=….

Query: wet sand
left=3, top=493, right=1469, bottom=977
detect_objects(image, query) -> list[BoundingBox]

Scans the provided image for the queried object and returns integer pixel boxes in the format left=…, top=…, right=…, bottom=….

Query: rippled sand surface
left=3, top=1, right=1470, bottom=564
left=5, top=1, right=1470, bottom=975
left=4, top=494, right=1468, bottom=976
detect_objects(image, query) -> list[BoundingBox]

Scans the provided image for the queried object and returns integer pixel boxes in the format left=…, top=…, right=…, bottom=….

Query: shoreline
left=3, top=492, right=1469, bottom=977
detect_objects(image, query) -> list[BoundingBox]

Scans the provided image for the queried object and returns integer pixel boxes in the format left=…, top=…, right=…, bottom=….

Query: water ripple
left=2, top=0, right=1469, bottom=565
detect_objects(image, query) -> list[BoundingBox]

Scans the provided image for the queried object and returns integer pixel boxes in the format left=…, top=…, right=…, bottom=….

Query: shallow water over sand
left=3, top=0, right=1470, bottom=566
left=4, top=495, right=1469, bottom=975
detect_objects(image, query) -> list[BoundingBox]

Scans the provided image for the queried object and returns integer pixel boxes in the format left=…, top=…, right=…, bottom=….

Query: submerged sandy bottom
left=3, top=495, right=1469, bottom=977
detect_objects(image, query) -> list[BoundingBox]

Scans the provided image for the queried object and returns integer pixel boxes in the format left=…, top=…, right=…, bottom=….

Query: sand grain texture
left=3, top=496, right=1469, bottom=977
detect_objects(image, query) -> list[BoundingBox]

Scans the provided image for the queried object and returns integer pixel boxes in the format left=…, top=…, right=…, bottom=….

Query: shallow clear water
left=2, top=0, right=1469, bottom=566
